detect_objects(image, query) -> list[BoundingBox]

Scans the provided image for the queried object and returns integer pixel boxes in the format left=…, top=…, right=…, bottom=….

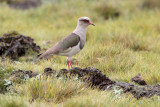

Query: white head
left=77, top=17, right=95, bottom=28
left=74, top=17, right=94, bottom=36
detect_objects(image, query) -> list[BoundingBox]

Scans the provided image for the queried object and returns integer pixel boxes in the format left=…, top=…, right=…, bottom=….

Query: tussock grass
left=0, top=94, right=27, bottom=107
left=113, top=34, right=150, bottom=51
left=142, top=0, right=160, bottom=9
left=0, top=65, right=15, bottom=92
left=94, top=1, right=121, bottom=20
left=17, top=77, right=85, bottom=103
left=64, top=90, right=160, bottom=107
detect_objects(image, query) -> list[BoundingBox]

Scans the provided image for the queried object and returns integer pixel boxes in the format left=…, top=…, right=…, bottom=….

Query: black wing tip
left=37, top=53, right=42, bottom=59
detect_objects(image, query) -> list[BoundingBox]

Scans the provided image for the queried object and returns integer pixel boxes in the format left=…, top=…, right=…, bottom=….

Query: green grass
left=16, top=77, right=85, bottom=103
left=0, top=94, right=27, bottom=107
left=1, top=0, right=160, bottom=106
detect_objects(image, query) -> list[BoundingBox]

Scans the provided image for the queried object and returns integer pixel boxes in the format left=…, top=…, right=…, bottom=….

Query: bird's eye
left=83, top=20, right=89, bottom=23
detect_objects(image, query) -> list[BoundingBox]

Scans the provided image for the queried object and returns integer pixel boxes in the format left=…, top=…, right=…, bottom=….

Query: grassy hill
left=1, top=0, right=160, bottom=106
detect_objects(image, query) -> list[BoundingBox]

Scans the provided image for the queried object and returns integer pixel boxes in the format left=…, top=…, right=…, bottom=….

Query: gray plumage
left=79, top=37, right=85, bottom=49
left=38, top=33, right=84, bottom=59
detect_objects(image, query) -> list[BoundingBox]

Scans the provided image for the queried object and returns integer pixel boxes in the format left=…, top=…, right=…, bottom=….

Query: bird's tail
left=37, top=46, right=57, bottom=59
left=37, top=53, right=45, bottom=59
left=37, top=51, right=51, bottom=59
left=31, top=53, right=43, bottom=63
left=37, top=53, right=43, bottom=58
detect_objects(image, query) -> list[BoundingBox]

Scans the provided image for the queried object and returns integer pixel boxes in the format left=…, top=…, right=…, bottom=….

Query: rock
left=0, top=31, right=41, bottom=59
left=115, top=82, right=134, bottom=92
left=131, top=73, right=147, bottom=85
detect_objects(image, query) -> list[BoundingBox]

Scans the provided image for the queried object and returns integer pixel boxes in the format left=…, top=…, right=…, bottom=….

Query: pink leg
left=67, top=60, right=70, bottom=70
left=69, top=61, right=72, bottom=68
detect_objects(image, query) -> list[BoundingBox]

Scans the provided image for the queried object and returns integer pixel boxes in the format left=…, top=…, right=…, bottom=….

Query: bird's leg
left=69, top=61, right=73, bottom=68
left=67, top=60, right=70, bottom=71
left=67, top=57, right=72, bottom=77
left=67, top=60, right=72, bottom=78
left=67, top=57, right=72, bottom=70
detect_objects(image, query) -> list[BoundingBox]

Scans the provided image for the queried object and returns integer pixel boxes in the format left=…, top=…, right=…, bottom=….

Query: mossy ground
left=1, top=0, right=160, bottom=106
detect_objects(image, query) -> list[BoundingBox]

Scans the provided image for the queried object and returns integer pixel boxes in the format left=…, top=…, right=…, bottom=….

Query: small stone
left=131, top=73, right=147, bottom=85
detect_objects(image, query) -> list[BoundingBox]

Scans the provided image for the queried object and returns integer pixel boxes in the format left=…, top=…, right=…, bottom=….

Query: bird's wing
left=38, top=33, right=80, bottom=59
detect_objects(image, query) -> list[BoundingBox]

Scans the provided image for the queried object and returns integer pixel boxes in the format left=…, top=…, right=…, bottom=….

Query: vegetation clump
left=113, top=35, right=150, bottom=51
left=142, top=0, right=160, bottom=9
left=0, top=67, right=14, bottom=93
left=0, top=0, right=41, bottom=10
left=94, top=2, right=120, bottom=20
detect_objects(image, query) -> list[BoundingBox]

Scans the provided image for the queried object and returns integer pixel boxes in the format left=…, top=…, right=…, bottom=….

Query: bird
left=38, top=17, right=95, bottom=70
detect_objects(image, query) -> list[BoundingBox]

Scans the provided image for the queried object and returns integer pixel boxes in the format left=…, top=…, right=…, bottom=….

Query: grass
left=142, top=0, right=160, bottom=9
left=0, top=0, right=160, bottom=106
left=0, top=94, right=27, bottom=107
left=0, top=65, right=15, bottom=93
left=94, top=1, right=121, bottom=20
left=16, top=77, right=85, bottom=103
left=64, top=90, right=160, bottom=107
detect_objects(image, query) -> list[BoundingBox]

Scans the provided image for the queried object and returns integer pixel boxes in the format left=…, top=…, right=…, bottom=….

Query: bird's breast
left=58, top=42, right=81, bottom=57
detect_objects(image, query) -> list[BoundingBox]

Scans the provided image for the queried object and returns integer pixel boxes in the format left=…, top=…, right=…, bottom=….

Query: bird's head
left=78, top=17, right=95, bottom=27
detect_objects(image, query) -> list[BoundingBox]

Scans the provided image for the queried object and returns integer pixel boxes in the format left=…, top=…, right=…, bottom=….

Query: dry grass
left=94, top=1, right=120, bottom=20
left=0, top=94, right=27, bottom=107
left=16, top=77, right=85, bottom=103
left=142, top=0, right=160, bottom=9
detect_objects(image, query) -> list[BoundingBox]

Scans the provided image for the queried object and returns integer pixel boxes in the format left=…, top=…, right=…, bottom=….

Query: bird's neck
left=73, top=25, right=87, bottom=39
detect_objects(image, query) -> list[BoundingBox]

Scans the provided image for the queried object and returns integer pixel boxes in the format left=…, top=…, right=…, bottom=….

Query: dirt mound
left=131, top=73, right=147, bottom=85
left=50, top=67, right=160, bottom=99
left=0, top=31, right=41, bottom=59
left=2, top=0, right=41, bottom=10
left=43, top=67, right=56, bottom=77
left=10, top=69, right=38, bottom=83
left=116, top=82, right=160, bottom=99
left=69, top=67, right=115, bottom=90
left=3, top=67, right=160, bottom=99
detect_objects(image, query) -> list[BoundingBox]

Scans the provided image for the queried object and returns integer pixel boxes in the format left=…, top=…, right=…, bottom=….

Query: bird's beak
left=89, top=22, right=95, bottom=26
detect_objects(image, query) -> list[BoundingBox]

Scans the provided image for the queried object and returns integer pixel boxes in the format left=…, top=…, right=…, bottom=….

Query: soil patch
left=0, top=31, right=41, bottom=59
left=131, top=73, right=147, bottom=85
left=10, top=69, right=38, bottom=83
left=2, top=67, right=160, bottom=99
left=56, top=67, right=160, bottom=99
